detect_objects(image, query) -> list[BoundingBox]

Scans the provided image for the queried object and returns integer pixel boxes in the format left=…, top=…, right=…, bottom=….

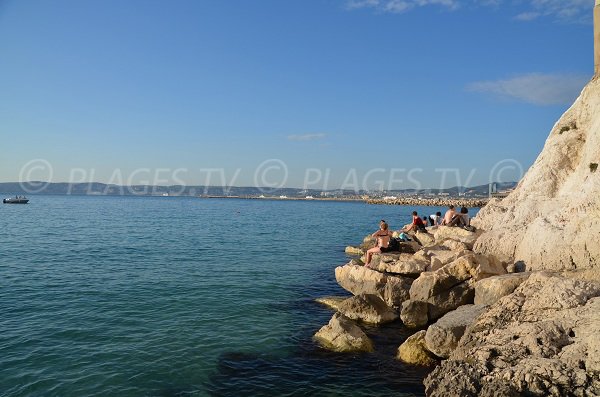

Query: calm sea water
left=0, top=195, right=476, bottom=397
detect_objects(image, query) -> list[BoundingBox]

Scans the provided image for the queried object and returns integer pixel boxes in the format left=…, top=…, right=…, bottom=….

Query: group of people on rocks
left=364, top=205, right=471, bottom=268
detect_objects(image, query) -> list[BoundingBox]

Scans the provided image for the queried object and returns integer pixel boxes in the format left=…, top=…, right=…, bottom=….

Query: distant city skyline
left=0, top=0, right=595, bottom=189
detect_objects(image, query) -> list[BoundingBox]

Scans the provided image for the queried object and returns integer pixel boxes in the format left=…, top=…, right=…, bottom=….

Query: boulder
left=336, top=293, right=399, bottom=324
left=434, top=226, right=481, bottom=249
left=397, top=330, right=438, bottom=366
left=474, top=273, right=531, bottom=305
left=335, top=264, right=412, bottom=309
left=315, top=296, right=350, bottom=311
left=426, top=248, right=463, bottom=268
left=314, top=313, right=374, bottom=353
left=440, top=239, right=471, bottom=252
left=360, top=235, right=377, bottom=250
left=425, top=272, right=600, bottom=396
left=426, top=279, right=476, bottom=320
left=374, top=255, right=429, bottom=277
left=400, top=300, right=429, bottom=328
left=414, top=231, right=436, bottom=247
left=345, top=246, right=364, bottom=256
left=424, top=304, right=489, bottom=358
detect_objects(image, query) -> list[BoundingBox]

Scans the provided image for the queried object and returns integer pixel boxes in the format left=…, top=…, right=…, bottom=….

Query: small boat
left=3, top=196, right=29, bottom=204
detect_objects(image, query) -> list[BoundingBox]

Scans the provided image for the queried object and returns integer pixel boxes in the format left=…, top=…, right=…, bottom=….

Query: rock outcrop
left=472, top=78, right=600, bottom=273
left=424, top=272, right=600, bottom=396
left=314, top=313, right=374, bottom=353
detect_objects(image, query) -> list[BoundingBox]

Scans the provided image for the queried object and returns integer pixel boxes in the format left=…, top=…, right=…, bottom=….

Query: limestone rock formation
left=424, top=304, right=489, bottom=358
left=434, top=226, right=481, bottom=249
left=397, top=330, right=438, bottom=366
left=400, top=300, right=429, bottom=328
left=335, top=264, right=412, bottom=309
left=473, top=77, right=600, bottom=273
left=474, top=272, right=531, bottom=305
left=336, top=293, right=399, bottom=324
left=314, top=313, right=374, bottom=353
left=424, top=272, right=600, bottom=396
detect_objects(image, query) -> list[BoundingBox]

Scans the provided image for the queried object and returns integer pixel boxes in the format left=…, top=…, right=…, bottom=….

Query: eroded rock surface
left=472, top=78, right=600, bottom=273
left=424, top=272, right=600, bottom=396
left=424, top=304, right=489, bottom=358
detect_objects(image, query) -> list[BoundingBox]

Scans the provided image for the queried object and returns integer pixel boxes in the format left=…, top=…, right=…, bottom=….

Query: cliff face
left=473, top=77, right=600, bottom=272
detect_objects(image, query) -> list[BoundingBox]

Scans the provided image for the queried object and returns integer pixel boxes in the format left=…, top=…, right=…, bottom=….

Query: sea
left=0, top=195, right=478, bottom=397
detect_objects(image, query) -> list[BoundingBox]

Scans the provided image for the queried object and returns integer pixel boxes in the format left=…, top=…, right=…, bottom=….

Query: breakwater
left=367, top=197, right=489, bottom=208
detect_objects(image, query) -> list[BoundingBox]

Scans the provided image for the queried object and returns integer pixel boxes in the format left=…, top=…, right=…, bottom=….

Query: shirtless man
left=365, top=221, right=392, bottom=268
left=441, top=205, right=456, bottom=225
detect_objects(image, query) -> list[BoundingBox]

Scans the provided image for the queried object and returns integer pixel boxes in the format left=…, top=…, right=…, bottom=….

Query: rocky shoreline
left=314, top=226, right=600, bottom=396
left=367, top=197, right=489, bottom=208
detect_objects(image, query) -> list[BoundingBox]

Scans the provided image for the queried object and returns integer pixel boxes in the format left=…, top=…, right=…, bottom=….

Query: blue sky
left=0, top=0, right=595, bottom=190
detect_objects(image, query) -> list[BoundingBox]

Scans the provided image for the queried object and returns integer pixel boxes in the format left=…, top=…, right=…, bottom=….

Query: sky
left=0, top=0, right=596, bottom=190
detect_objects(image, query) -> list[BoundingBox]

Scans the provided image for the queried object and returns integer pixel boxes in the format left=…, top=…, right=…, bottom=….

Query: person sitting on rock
left=429, top=211, right=442, bottom=226
left=403, top=211, right=428, bottom=233
left=365, top=221, right=393, bottom=268
left=448, top=207, right=470, bottom=227
left=441, top=205, right=456, bottom=225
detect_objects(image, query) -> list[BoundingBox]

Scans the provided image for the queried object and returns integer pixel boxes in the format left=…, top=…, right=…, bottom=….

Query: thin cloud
left=467, top=73, right=589, bottom=105
left=346, top=0, right=460, bottom=13
left=287, top=133, right=327, bottom=142
left=346, top=0, right=595, bottom=23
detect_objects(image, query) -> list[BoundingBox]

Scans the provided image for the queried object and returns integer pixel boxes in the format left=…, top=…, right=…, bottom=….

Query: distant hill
left=0, top=181, right=517, bottom=198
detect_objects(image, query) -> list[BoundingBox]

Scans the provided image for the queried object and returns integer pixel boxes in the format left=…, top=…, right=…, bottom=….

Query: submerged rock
left=315, top=296, right=350, bottom=311
left=336, top=293, right=399, bottom=324
left=314, top=313, right=374, bottom=353
left=397, top=330, right=438, bottom=366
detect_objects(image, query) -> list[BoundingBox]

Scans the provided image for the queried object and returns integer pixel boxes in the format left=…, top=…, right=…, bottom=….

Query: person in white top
left=429, top=211, right=442, bottom=226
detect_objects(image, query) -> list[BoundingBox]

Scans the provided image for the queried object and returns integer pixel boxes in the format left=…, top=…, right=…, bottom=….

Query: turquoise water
left=0, top=196, right=469, bottom=397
